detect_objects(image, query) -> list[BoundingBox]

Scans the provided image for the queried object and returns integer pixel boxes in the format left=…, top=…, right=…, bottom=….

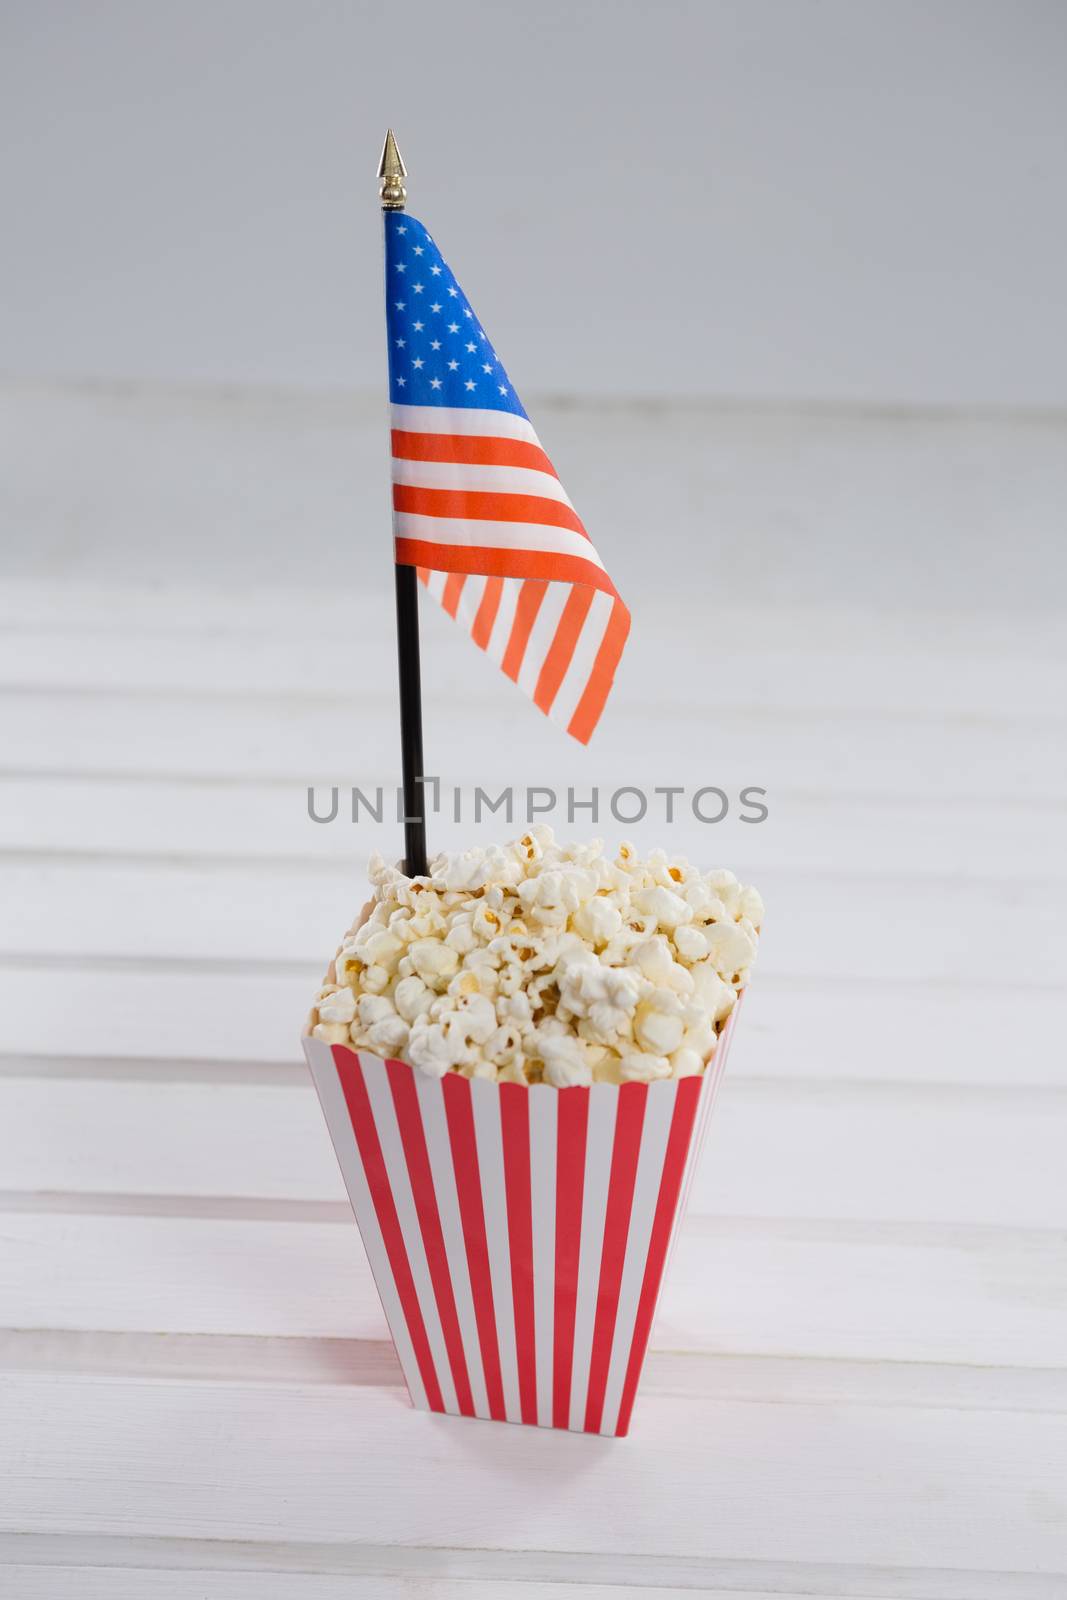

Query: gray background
left=3, top=0, right=1066, bottom=406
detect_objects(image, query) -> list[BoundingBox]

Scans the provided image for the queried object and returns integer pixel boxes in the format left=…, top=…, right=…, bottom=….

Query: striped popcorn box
left=302, top=998, right=742, bottom=1437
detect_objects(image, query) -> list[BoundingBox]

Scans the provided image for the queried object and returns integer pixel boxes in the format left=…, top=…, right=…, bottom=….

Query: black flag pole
left=380, top=130, right=428, bottom=878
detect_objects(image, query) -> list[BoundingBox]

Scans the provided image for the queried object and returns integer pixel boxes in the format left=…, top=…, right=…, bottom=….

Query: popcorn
left=365, top=1013, right=409, bottom=1057
left=669, top=1047, right=705, bottom=1078
left=633, top=990, right=686, bottom=1056
left=393, top=974, right=434, bottom=1024
left=633, top=885, right=692, bottom=931
left=691, top=962, right=737, bottom=1024
left=308, top=829, right=761, bottom=1085
left=472, top=902, right=505, bottom=941
left=557, top=956, right=642, bottom=1044
left=486, top=1023, right=523, bottom=1064
left=359, top=929, right=405, bottom=972
left=316, top=986, right=357, bottom=1025
left=536, top=1032, right=593, bottom=1088
left=571, top=895, right=623, bottom=946
left=406, top=1020, right=455, bottom=1077
left=739, top=885, right=765, bottom=928
left=629, top=935, right=673, bottom=984
left=702, top=920, right=758, bottom=980
left=312, top=1021, right=351, bottom=1045
left=452, top=992, right=498, bottom=1045
left=409, top=939, right=460, bottom=988
left=499, top=990, right=533, bottom=1029
left=619, top=1049, right=672, bottom=1083
left=672, top=923, right=709, bottom=963
left=630, top=936, right=693, bottom=997
left=679, top=1014, right=717, bottom=1059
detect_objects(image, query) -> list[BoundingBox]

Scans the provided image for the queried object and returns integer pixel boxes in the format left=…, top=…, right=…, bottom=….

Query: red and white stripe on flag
left=392, top=404, right=630, bottom=745
left=303, top=1003, right=740, bottom=1436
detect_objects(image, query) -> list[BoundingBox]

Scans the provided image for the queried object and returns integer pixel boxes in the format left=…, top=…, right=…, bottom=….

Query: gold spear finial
left=378, top=129, right=407, bottom=210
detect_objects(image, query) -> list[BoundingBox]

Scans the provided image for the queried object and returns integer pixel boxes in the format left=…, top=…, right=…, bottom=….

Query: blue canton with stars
left=385, top=211, right=528, bottom=419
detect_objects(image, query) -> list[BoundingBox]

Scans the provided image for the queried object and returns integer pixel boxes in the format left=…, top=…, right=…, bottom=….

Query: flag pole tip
left=378, top=130, right=407, bottom=208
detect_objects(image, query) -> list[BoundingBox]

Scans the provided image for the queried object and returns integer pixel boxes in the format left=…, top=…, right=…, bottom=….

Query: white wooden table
left=2, top=382, right=1066, bottom=1598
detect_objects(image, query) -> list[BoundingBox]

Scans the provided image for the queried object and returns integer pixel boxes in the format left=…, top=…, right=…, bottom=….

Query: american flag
left=385, top=211, right=629, bottom=744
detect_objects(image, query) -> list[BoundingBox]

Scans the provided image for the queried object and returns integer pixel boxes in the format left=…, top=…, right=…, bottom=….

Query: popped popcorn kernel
left=393, top=975, right=434, bottom=1024
left=537, top=1033, right=593, bottom=1088
left=619, top=1049, right=673, bottom=1083
left=409, top=939, right=460, bottom=988
left=633, top=885, right=692, bottom=931
left=633, top=991, right=686, bottom=1056
left=669, top=1046, right=705, bottom=1078
left=307, top=828, right=761, bottom=1085
left=316, top=987, right=357, bottom=1026
left=702, top=920, right=758, bottom=980
left=312, top=1021, right=351, bottom=1046
left=365, top=1012, right=409, bottom=1058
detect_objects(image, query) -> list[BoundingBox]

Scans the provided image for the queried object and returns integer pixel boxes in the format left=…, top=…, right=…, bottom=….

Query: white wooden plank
left=2, top=605, right=1063, bottom=720
left=0, top=1567, right=847, bottom=1600
left=1, top=857, right=1063, bottom=987
left=5, top=1330, right=1064, bottom=1416
left=3, top=1076, right=1065, bottom=1230
left=3, top=689, right=1062, bottom=798
left=3, top=776, right=1062, bottom=885
left=734, top=981, right=1066, bottom=1085
left=1, top=1546, right=1061, bottom=1600
left=3, top=1373, right=1066, bottom=1573
left=4, top=1211, right=1064, bottom=1367
left=3, top=385, right=1064, bottom=616
left=3, top=1528, right=1060, bottom=1600
left=0, top=1079, right=337, bottom=1205
left=0, top=967, right=313, bottom=1067
left=0, top=1571, right=759, bottom=1600
left=1, top=965, right=1061, bottom=1085
left=5, top=573, right=1065, bottom=659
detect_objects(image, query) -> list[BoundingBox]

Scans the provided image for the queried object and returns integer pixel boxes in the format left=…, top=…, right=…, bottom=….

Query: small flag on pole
left=385, top=211, right=630, bottom=745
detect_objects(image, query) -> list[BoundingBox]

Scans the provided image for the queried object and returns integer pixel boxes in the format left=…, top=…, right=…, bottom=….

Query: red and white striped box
left=302, top=998, right=742, bottom=1436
